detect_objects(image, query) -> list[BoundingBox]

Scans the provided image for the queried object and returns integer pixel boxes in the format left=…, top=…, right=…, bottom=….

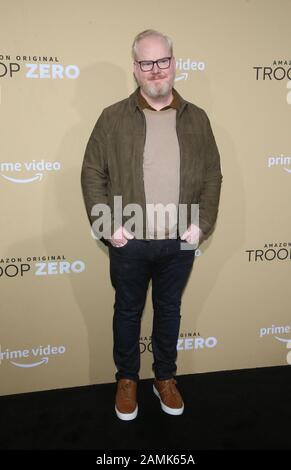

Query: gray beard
left=142, top=80, right=172, bottom=98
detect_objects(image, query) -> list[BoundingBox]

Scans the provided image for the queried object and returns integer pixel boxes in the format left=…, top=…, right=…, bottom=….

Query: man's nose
left=152, top=62, right=160, bottom=73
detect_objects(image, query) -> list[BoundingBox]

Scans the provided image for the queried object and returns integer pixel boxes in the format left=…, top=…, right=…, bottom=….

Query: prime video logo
left=175, top=58, right=205, bottom=81
left=267, top=154, right=291, bottom=173
left=259, top=324, right=291, bottom=365
left=0, top=344, right=66, bottom=368
left=0, top=160, right=61, bottom=184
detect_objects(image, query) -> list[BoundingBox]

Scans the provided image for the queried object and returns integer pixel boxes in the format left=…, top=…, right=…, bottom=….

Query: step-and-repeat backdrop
left=1, top=0, right=290, bottom=396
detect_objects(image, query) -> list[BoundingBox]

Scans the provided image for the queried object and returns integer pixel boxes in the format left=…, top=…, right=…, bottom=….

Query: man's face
left=133, top=36, right=176, bottom=99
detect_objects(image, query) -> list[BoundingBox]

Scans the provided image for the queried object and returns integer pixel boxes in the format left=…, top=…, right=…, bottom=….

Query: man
left=81, top=30, right=222, bottom=421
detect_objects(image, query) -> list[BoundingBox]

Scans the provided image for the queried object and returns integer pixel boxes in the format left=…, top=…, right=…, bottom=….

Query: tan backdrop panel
left=0, top=0, right=290, bottom=396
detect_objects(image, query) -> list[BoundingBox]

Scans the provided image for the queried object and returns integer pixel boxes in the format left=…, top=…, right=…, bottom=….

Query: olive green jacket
left=81, top=87, right=223, bottom=244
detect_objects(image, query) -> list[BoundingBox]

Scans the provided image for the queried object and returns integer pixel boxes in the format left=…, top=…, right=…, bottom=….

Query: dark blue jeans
left=108, top=238, right=195, bottom=382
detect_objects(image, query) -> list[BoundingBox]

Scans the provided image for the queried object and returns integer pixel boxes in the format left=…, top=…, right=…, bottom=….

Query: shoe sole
left=153, top=384, right=184, bottom=415
left=115, top=404, right=138, bottom=421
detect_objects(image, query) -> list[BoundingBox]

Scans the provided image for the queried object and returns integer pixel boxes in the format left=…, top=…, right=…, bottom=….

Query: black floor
left=0, top=365, right=290, bottom=450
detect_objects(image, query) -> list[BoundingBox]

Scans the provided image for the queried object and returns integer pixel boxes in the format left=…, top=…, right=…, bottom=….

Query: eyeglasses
left=135, top=56, right=172, bottom=72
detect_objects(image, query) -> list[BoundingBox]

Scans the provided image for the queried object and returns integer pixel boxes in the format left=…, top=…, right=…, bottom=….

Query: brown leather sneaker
left=153, top=378, right=184, bottom=415
left=115, top=379, right=138, bottom=421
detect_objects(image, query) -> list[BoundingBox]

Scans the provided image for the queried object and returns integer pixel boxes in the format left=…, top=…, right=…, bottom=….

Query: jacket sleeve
left=81, top=110, right=111, bottom=245
left=198, top=110, right=223, bottom=239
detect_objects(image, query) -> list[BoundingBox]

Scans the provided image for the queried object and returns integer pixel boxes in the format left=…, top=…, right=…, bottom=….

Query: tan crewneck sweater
left=143, top=108, right=180, bottom=239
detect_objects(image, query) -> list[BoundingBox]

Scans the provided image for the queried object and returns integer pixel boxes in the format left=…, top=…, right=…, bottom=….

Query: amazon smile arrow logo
left=1, top=172, right=43, bottom=183
left=10, top=357, right=49, bottom=368
left=175, top=72, right=188, bottom=81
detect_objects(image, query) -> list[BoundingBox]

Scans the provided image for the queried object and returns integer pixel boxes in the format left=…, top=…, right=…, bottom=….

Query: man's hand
left=109, top=226, right=134, bottom=247
left=180, top=224, right=203, bottom=246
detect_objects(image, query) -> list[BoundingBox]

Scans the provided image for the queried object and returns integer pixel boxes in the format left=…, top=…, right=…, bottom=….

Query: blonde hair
left=131, top=29, right=173, bottom=60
